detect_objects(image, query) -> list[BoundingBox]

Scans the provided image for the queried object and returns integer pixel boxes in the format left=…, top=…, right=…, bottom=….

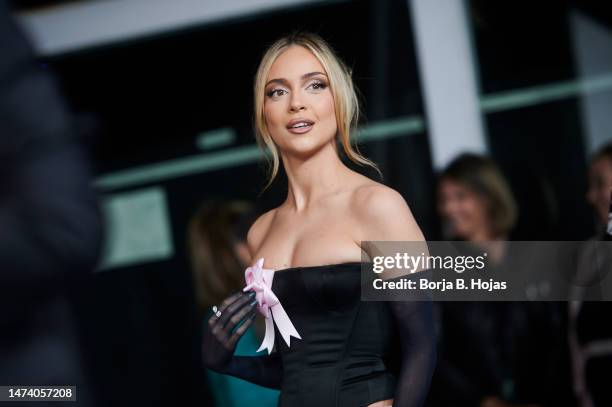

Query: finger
left=228, top=302, right=257, bottom=334
left=232, top=309, right=256, bottom=336
left=218, top=292, right=254, bottom=327
left=226, top=312, right=257, bottom=349
left=209, top=291, right=248, bottom=327
left=207, top=313, right=217, bottom=327
left=219, top=290, right=256, bottom=314
left=208, top=291, right=255, bottom=330
left=220, top=296, right=257, bottom=332
left=226, top=306, right=256, bottom=338
left=217, top=291, right=245, bottom=313
left=214, top=303, right=255, bottom=345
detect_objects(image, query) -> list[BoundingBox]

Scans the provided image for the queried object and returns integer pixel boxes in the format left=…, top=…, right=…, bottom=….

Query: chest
left=254, top=210, right=362, bottom=270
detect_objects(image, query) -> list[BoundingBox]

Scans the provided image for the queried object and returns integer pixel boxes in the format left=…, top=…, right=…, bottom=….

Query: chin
left=453, top=226, right=473, bottom=239
left=286, top=138, right=328, bottom=155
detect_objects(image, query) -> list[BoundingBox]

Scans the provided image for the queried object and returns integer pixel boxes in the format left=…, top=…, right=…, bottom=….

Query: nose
left=289, top=93, right=306, bottom=113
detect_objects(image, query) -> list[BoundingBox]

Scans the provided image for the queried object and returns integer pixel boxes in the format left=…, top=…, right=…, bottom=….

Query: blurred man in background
left=0, top=1, right=102, bottom=404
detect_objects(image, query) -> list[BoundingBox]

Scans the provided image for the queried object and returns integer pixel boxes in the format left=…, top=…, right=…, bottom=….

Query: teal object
left=204, top=312, right=280, bottom=407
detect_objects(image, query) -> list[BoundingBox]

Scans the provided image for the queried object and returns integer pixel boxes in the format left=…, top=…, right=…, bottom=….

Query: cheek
left=264, top=103, right=288, bottom=143
left=453, top=199, right=479, bottom=223
left=469, top=199, right=491, bottom=225
left=314, top=93, right=337, bottom=125
left=444, top=202, right=471, bottom=232
left=264, top=103, right=281, bottom=128
left=439, top=198, right=456, bottom=217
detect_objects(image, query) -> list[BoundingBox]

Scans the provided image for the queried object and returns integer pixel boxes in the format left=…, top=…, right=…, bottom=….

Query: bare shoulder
left=351, top=181, right=425, bottom=241
left=352, top=182, right=410, bottom=215
left=246, top=207, right=277, bottom=258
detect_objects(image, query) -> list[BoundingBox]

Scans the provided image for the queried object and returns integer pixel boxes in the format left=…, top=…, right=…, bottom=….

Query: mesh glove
left=202, top=290, right=284, bottom=389
left=202, top=290, right=258, bottom=372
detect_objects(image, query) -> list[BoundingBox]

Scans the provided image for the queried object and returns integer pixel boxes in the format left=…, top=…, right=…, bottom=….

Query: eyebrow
left=265, top=71, right=327, bottom=87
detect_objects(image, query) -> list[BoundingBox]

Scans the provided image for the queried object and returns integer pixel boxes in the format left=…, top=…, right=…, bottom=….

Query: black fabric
left=224, top=350, right=284, bottom=390
left=426, top=242, right=575, bottom=407
left=428, top=301, right=575, bottom=407
left=584, top=355, right=612, bottom=407
left=387, top=294, right=437, bottom=407
left=228, top=262, right=435, bottom=407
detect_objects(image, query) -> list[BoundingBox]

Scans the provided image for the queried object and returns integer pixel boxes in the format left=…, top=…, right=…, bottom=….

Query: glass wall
left=468, top=0, right=612, bottom=239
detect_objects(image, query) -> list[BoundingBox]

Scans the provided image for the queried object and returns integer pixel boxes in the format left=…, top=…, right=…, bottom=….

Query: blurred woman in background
left=437, top=153, right=517, bottom=259
left=429, top=153, right=574, bottom=407
left=187, top=200, right=279, bottom=407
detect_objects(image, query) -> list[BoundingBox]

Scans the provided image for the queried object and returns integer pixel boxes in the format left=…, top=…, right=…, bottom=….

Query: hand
left=202, top=290, right=258, bottom=372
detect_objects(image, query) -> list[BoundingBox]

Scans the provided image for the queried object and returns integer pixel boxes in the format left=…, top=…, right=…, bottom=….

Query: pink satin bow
left=243, top=258, right=301, bottom=354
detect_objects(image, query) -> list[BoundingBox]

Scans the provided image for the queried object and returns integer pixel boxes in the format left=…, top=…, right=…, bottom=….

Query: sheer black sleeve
left=388, top=279, right=437, bottom=406
left=222, top=351, right=283, bottom=390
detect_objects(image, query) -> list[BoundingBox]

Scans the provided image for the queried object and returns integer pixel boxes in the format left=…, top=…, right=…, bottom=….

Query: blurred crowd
left=427, top=149, right=612, bottom=407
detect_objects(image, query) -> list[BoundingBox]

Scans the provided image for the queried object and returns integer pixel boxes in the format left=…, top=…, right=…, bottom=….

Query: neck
left=281, top=141, right=351, bottom=212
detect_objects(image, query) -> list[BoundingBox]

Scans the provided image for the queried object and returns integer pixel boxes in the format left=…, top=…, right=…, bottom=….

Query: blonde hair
left=253, top=32, right=380, bottom=189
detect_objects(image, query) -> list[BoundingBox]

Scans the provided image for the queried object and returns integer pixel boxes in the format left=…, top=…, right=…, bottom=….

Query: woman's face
left=263, top=45, right=337, bottom=158
left=438, top=179, right=490, bottom=240
left=587, top=157, right=612, bottom=226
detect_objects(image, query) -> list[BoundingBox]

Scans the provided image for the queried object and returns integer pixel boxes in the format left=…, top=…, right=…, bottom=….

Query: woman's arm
left=388, top=294, right=437, bottom=406
left=222, top=352, right=283, bottom=389
left=356, top=185, right=437, bottom=406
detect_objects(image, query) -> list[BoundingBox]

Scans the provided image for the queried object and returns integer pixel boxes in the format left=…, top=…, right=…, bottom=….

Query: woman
left=188, top=200, right=279, bottom=407
left=202, top=32, right=436, bottom=407
left=431, top=154, right=572, bottom=407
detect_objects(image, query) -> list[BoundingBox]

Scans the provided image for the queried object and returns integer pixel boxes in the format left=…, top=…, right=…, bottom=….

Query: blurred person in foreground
left=187, top=201, right=279, bottom=407
left=428, top=153, right=574, bottom=407
left=0, top=1, right=102, bottom=405
left=569, top=144, right=612, bottom=407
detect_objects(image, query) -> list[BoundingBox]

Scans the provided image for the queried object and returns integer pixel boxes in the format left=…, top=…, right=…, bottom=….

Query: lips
left=286, top=118, right=314, bottom=134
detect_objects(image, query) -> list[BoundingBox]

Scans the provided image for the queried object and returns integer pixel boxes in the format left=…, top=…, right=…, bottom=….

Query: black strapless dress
left=271, top=262, right=398, bottom=407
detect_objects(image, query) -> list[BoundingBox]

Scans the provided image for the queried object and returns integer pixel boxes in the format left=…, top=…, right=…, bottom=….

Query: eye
left=307, top=80, right=328, bottom=91
left=266, top=88, right=287, bottom=98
